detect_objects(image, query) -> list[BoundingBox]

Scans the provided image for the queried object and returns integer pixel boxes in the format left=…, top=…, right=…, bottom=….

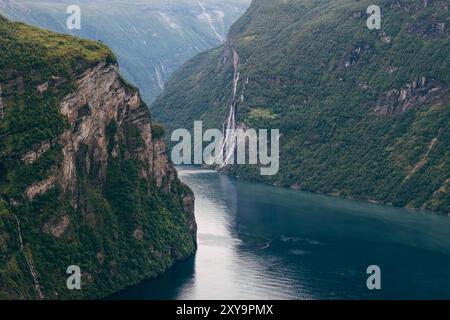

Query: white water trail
left=216, top=47, right=240, bottom=167
left=14, top=214, right=44, bottom=299
left=197, top=0, right=225, bottom=43
left=154, top=65, right=165, bottom=90
left=0, top=83, right=4, bottom=120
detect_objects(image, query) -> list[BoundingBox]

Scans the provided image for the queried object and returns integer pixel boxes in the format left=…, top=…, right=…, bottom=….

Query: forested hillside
left=152, top=0, right=450, bottom=214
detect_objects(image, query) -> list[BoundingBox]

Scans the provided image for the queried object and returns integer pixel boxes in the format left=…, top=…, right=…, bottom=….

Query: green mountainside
left=0, top=0, right=250, bottom=103
left=152, top=0, right=450, bottom=214
left=0, top=16, right=196, bottom=299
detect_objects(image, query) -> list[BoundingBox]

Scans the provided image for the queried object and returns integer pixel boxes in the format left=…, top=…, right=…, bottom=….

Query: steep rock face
left=374, top=76, right=447, bottom=115
left=0, top=16, right=196, bottom=299
left=56, top=62, right=180, bottom=205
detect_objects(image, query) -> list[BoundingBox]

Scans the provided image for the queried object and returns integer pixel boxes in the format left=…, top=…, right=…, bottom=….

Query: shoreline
left=180, top=165, right=445, bottom=218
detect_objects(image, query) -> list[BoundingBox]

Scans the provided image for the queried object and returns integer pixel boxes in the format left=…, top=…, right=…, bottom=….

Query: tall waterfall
left=0, top=84, right=4, bottom=120
left=196, top=0, right=225, bottom=43
left=217, top=47, right=240, bottom=167
left=14, top=214, right=44, bottom=299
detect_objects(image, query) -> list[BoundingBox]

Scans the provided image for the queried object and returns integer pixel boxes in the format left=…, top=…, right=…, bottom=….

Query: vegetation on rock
left=0, top=15, right=196, bottom=299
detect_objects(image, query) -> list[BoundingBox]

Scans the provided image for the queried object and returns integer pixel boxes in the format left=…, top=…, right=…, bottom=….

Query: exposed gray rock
left=21, top=140, right=52, bottom=164
left=25, top=175, right=57, bottom=200
left=43, top=215, right=70, bottom=238
left=36, top=82, right=49, bottom=94
left=374, top=76, right=446, bottom=115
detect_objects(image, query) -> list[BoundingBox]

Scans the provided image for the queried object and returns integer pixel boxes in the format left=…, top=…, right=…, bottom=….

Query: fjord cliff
left=152, top=0, right=450, bottom=214
left=0, top=16, right=196, bottom=299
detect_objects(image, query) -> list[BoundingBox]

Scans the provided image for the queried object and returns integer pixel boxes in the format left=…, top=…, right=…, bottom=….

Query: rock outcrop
left=55, top=62, right=180, bottom=206
left=374, top=76, right=446, bottom=115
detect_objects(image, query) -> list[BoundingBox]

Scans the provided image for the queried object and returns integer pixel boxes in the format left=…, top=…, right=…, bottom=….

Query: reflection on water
left=110, top=167, right=450, bottom=300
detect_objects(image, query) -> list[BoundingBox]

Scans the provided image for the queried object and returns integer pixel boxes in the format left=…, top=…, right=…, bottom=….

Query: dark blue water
left=111, top=167, right=450, bottom=300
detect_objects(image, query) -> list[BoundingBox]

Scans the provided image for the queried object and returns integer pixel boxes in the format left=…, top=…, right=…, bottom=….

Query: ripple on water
left=289, top=249, right=310, bottom=256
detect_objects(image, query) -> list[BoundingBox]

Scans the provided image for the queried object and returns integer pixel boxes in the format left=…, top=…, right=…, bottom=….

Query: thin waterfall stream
left=217, top=47, right=240, bottom=166
left=14, top=214, right=44, bottom=299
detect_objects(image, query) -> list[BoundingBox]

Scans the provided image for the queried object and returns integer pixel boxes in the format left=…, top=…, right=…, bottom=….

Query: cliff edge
left=0, top=15, right=196, bottom=299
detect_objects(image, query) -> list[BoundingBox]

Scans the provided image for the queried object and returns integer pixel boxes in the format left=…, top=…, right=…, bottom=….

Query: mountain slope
left=0, top=15, right=196, bottom=299
left=0, top=0, right=250, bottom=103
left=152, top=0, right=450, bottom=214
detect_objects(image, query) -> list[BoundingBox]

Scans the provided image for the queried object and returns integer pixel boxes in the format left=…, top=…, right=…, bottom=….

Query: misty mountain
left=0, top=0, right=250, bottom=103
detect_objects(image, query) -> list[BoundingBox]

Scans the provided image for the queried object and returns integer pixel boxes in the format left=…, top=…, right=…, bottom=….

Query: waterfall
left=14, top=214, right=44, bottom=299
left=197, top=0, right=225, bottom=43
left=154, top=65, right=165, bottom=90
left=216, top=47, right=240, bottom=167
left=0, top=84, right=4, bottom=120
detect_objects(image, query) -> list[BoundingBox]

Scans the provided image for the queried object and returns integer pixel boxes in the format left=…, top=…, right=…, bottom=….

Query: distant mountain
left=152, top=0, right=450, bottom=214
left=0, top=0, right=250, bottom=103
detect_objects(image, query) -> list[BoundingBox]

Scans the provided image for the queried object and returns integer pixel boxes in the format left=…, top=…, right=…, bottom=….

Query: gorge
left=0, top=0, right=449, bottom=301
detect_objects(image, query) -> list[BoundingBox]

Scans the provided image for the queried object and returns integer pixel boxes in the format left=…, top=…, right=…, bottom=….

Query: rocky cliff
left=0, top=15, right=196, bottom=299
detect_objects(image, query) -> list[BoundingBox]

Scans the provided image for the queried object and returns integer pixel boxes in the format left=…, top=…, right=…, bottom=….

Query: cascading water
left=217, top=47, right=240, bottom=167
left=0, top=84, right=4, bottom=120
left=14, top=214, right=44, bottom=299
left=197, top=0, right=225, bottom=43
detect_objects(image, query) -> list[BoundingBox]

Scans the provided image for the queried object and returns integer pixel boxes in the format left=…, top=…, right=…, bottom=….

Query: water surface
left=111, top=167, right=450, bottom=300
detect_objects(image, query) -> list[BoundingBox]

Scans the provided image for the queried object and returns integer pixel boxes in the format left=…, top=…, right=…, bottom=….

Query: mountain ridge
left=0, top=0, right=251, bottom=103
